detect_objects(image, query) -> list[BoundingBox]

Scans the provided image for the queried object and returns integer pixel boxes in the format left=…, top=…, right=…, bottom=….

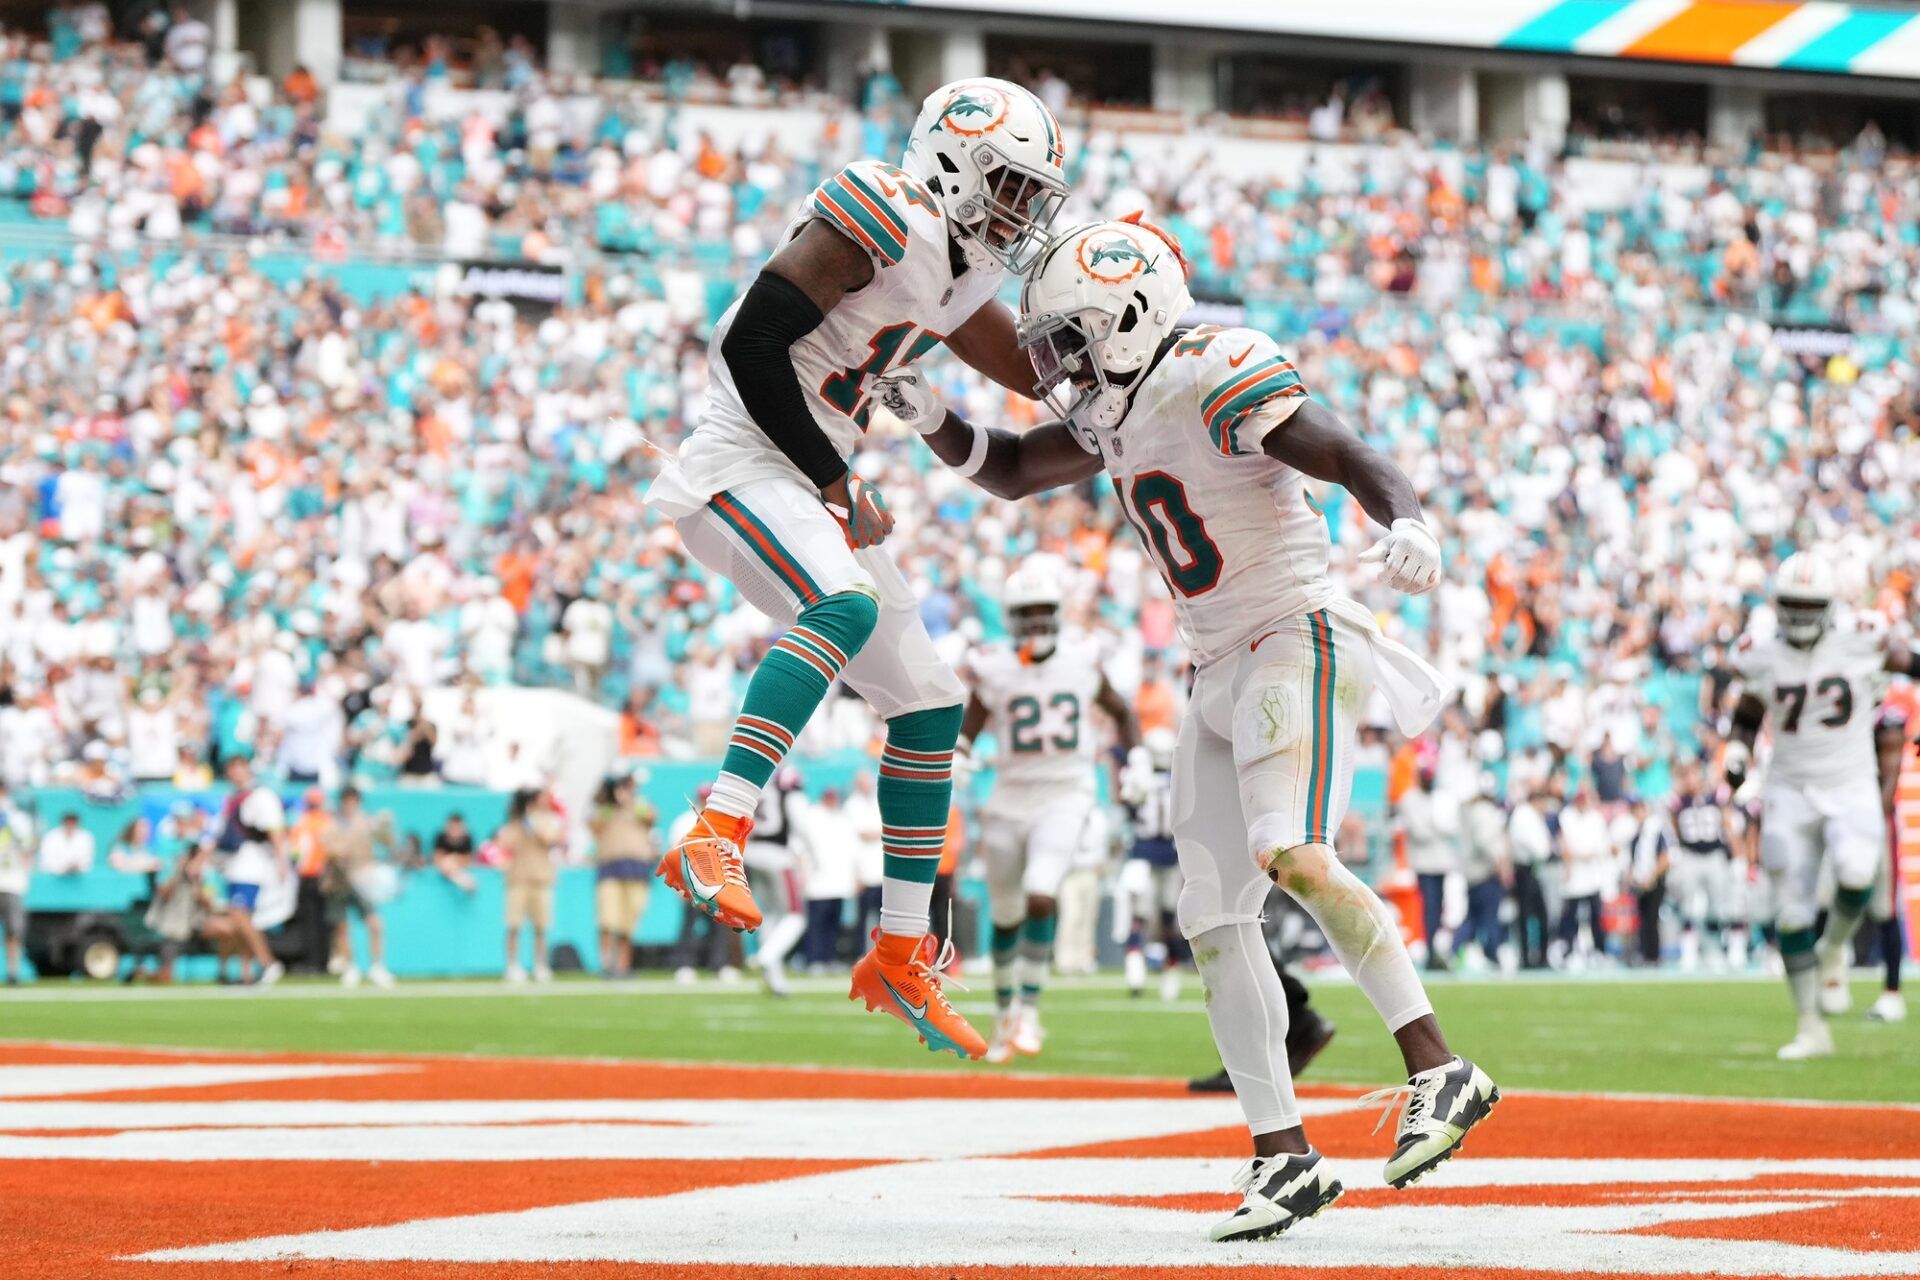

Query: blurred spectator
left=1458, top=775, right=1509, bottom=970
left=798, top=785, right=856, bottom=971
left=433, top=811, right=477, bottom=890
left=288, top=787, right=333, bottom=972
left=107, top=816, right=158, bottom=873
left=847, top=771, right=885, bottom=948
left=1397, top=773, right=1455, bottom=970
left=211, top=755, right=287, bottom=986
left=498, top=787, right=557, bottom=982
left=398, top=717, right=440, bottom=785
left=39, top=811, right=94, bottom=876
left=1556, top=787, right=1614, bottom=967
left=323, top=786, right=397, bottom=987
left=1506, top=785, right=1554, bottom=970
left=0, top=784, right=28, bottom=983
left=589, top=775, right=655, bottom=979
left=1628, top=795, right=1672, bottom=967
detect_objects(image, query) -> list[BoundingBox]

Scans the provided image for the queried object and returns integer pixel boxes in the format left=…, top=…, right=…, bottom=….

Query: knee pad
left=886, top=701, right=964, bottom=751
left=801, top=590, right=880, bottom=657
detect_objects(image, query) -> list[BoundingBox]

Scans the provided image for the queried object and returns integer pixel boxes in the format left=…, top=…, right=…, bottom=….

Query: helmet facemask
left=1010, top=602, right=1061, bottom=660
left=951, top=149, right=1067, bottom=274
left=1018, top=302, right=1129, bottom=431
left=1776, top=596, right=1831, bottom=648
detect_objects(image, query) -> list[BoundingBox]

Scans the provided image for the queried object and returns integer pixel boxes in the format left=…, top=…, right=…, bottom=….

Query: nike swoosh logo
left=873, top=175, right=898, bottom=197
left=1250, top=630, right=1281, bottom=653
left=1228, top=345, right=1257, bottom=368
left=682, top=855, right=724, bottom=902
left=885, top=977, right=928, bottom=1020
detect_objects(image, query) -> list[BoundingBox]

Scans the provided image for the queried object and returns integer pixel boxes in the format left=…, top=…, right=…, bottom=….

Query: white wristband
left=955, top=421, right=990, bottom=478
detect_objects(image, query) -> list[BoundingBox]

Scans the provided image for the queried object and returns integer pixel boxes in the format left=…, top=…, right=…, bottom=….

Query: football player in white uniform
left=1668, top=760, right=1744, bottom=970
left=960, top=557, right=1141, bottom=1063
left=876, top=215, right=1496, bottom=1241
left=1724, top=552, right=1920, bottom=1059
left=643, top=79, right=1070, bottom=1060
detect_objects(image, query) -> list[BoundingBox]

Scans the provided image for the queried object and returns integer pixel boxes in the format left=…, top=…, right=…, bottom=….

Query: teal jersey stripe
left=1781, top=10, right=1913, bottom=72
left=1498, top=0, right=1632, bottom=52
left=815, top=180, right=907, bottom=264
left=1202, top=355, right=1294, bottom=422
left=838, top=170, right=911, bottom=242
left=711, top=492, right=824, bottom=603
left=1207, top=369, right=1308, bottom=442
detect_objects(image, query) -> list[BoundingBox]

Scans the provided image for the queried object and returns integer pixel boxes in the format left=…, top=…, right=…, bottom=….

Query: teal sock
left=1818, top=886, right=1873, bottom=966
left=710, top=592, right=877, bottom=815
left=1019, top=914, right=1057, bottom=1005
left=877, top=704, right=963, bottom=937
left=1781, top=927, right=1819, bottom=1014
left=992, top=923, right=1021, bottom=1011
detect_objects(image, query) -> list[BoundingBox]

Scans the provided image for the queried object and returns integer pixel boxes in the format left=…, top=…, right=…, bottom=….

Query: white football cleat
left=757, top=955, right=792, bottom=998
left=255, top=962, right=285, bottom=988
left=984, top=1010, right=1019, bottom=1065
left=533, top=962, right=554, bottom=984
left=1817, top=947, right=1853, bottom=1016
left=1777, top=1014, right=1835, bottom=1060
left=340, top=966, right=362, bottom=989
left=1362, top=1056, right=1500, bottom=1189
left=1013, top=1005, right=1044, bottom=1056
left=367, top=965, right=395, bottom=989
left=1867, top=991, right=1906, bottom=1023
left=1209, top=1149, right=1343, bottom=1242
left=1124, top=948, right=1147, bottom=996
left=504, top=963, right=528, bottom=985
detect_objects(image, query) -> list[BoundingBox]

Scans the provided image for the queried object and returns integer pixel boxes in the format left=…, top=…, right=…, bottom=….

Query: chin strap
left=1079, top=385, right=1129, bottom=432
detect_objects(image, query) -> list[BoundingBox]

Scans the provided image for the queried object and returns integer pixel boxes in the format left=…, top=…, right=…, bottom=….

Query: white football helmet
left=902, top=77, right=1070, bottom=274
left=1003, top=557, right=1064, bottom=659
left=1773, top=552, right=1836, bottom=648
left=1017, top=215, right=1195, bottom=431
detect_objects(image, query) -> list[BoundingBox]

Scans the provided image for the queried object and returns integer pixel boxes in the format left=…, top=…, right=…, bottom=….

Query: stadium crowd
left=0, top=15, right=1914, bottom=980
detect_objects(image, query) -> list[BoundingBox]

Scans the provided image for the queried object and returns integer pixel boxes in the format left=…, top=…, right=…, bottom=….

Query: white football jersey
left=1073, top=325, right=1329, bottom=666
left=970, top=635, right=1107, bottom=813
left=1735, top=614, right=1889, bottom=790
left=676, top=159, right=1007, bottom=498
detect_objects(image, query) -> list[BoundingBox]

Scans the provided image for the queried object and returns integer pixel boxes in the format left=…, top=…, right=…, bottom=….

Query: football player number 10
left=1119, top=471, right=1224, bottom=598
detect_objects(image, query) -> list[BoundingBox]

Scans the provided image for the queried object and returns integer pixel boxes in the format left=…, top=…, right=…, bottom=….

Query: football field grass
left=0, top=970, right=1909, bottom=1102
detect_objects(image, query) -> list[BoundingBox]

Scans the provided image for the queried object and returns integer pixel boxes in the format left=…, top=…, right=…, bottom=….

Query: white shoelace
left=1356, top=1080, right=1433, bottom=1138
left=687, top=798, right=750, bottom=892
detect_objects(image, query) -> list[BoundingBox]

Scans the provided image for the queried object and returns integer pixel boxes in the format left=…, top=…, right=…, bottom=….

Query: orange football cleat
left=657, top=809, right=761, bottom=932
left=849, top=931, right=987, bottom=1060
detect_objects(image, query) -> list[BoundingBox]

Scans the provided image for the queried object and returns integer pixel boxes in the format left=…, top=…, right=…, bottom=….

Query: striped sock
left=876, top=704, right=963, bottom=938
left=708, top=593, right=878, bottom=818
left=991, top=923, right=1021, bottom=1011
left=1019, top=914, right=1058, bottom=1006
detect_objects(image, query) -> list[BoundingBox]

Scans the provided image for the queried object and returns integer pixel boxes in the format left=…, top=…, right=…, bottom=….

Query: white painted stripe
left=0, top=1096, right=1336, bottom=1161
left=0, top=1063, right=397, bottom=1099
left=1732, top=2, right=1850, bottom=67
left=139, top=1157, right=1920, bottom=1273
left=1847, top=12, right=1920, bottom=76
left=1571, top=0, right=1692, bottom=54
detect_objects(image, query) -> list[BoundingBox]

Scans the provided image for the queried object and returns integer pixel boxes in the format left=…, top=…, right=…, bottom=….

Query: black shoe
left=1287, top=1015, right=1337, bottom=1078
left=1188, top=1065, right=1235, bottom=1093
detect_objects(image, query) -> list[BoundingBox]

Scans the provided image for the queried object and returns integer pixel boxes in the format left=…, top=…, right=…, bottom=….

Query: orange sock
left=697, top=809, right=751, bottom=844
left=876, top=932, right=924, bottom=965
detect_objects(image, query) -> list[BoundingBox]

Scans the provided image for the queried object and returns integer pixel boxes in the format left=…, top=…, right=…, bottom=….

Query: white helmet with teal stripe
left=902, top=77, right=1070, bottom=275
left=1017, top=214, right=1194, bottom=430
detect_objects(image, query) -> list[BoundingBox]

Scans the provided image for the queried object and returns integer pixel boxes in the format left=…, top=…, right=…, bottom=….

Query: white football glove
left=1359, top=518, right=1442, bottom=594
left=868, top=365, right=942, bottom=434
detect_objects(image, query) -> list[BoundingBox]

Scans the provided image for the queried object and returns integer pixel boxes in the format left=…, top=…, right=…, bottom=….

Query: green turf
left=0, top=973, right=1909, bottom=1103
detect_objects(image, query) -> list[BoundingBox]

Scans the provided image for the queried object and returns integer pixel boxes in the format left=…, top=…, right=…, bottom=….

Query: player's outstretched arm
left=1723, top=694, right=1767, bottom=792
left=869, top=366, right=1103, bottom=500
left=722, top=220, right=878, bottom=515
left=1260, top=400, right=1440, bottom=594
left=944, top=302, right=1043, bottom=399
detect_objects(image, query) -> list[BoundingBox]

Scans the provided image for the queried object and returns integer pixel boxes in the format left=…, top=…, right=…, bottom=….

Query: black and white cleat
left=1362, top=1056, right=1500, bottom=1189
left=1209, top=1148, right=1344, bottom=1243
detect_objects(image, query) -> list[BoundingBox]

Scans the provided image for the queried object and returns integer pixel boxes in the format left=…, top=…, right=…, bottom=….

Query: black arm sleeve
left=718, top=271, right=847, bottom=489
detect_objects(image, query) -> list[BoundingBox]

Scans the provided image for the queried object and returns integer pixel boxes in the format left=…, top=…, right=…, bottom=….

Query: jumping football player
left=874, top=215, right=1496, bottom=1241
left=1724, top=552, right=1920, bottom=1058
left=643, top=77, right=1070, bottom=1059
left=959, top=556, right=1141, bottom=1062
